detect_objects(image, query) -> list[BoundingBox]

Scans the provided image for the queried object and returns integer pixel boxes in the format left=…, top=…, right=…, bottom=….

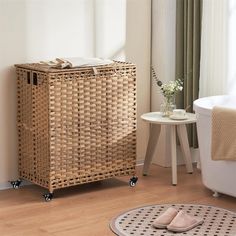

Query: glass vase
left=160, top=96, right=176, bottom=117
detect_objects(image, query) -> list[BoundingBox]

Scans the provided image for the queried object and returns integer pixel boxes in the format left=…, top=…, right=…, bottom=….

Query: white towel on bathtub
left=211, top=106, right=236, bottom=161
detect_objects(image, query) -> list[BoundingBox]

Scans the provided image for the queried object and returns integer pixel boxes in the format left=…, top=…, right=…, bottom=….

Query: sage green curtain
left=175, top=0, right=202, bottom=147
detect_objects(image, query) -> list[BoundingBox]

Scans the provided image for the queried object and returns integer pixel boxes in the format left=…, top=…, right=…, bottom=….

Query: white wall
left=0, top=0, right=151, bottom=187
left=94, top=0, right=126, bottom=60
left=151, top=0, right=177, bottom=166
left=151, top=0, right=176, bottom=109
left=126, top=0, right=151, bottom=162
left=151, top=0, right=197, bottom=167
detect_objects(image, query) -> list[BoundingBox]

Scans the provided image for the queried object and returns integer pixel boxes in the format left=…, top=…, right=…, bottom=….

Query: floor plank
left=0, top=164, right=235, bottom=236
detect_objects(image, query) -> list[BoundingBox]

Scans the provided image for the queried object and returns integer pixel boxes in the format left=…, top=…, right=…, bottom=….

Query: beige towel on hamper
left=211, top=106, right=236, bottom=161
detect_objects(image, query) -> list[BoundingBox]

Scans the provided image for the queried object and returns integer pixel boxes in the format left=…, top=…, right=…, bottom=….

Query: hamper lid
left=15, top=60, right=135, bottom=73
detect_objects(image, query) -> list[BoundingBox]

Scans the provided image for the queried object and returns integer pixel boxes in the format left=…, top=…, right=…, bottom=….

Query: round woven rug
left=110, top=204, right=236, bottom=236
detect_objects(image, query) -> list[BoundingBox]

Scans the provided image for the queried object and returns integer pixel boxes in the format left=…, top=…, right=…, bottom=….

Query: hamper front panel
left=48, top=65, right=136, bottom=190
left=48, top=71, right=108, bottom=189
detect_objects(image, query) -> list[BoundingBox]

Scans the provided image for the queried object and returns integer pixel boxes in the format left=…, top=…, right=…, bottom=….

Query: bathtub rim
left=193, top=95, right=236, bottom=116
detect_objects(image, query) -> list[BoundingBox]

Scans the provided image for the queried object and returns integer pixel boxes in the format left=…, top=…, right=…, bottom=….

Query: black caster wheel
left=43, top=193, right=53, bottom=202
left=10, top=179, right=22, bottom=189
left=129, top=176, right=138, bottom=187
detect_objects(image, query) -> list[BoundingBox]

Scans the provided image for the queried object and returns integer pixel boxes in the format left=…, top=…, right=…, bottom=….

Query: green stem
left=165, top=96, right=173, bottom=104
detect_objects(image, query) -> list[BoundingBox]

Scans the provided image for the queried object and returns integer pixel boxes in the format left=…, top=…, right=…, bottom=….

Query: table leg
left=170, top=125, right=177, bottom=185
left=176, top=124, right=193, bottom=173
left=143, top=124, right=161, bottom=176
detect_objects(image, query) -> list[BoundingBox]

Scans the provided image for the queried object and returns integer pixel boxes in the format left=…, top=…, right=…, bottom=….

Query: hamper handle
left=92, top=67, right=98, bottom=75
left=26, top=72, right=39, bottom=85
left=27, top=72, right=31, bottom=84
left=33, top=73, right=38, bottom=85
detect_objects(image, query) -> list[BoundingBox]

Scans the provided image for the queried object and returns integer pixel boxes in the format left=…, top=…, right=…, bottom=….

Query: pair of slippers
left=152, top=207, right=204, bottom=233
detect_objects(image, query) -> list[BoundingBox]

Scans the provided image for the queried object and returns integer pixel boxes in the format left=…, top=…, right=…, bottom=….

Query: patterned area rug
left=110, top=204, right=236, bottom=236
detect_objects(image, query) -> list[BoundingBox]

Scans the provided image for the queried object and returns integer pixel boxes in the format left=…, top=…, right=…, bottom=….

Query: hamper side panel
left=31, top=71, right=50, bottom=189
left=16, top=66, right=50, bottom=189
left=16, top=68, right=34, bottom=182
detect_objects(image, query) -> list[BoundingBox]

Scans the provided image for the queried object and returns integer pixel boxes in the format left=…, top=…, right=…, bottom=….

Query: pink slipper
left=152, top=207, right=178, bottom=229
left=167, top=210, right=204, bottom=232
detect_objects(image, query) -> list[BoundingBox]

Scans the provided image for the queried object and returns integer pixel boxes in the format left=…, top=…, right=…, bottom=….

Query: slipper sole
left=152, top=223, right=168, bottom=229
left=167, top=219, right=204, bottom=232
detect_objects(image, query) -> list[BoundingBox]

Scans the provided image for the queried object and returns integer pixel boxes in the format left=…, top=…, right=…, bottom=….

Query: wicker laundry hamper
left=13, top=61, right=137, bottom=201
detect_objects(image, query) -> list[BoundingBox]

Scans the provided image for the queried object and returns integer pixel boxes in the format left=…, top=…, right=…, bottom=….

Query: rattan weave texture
left=16, top=61, right=136, bottom=193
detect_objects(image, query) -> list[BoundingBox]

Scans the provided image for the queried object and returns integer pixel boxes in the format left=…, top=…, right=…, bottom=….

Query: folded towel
left=40, top=57, right=114, bottom=69
left=211, top=106, right=236, bottom=161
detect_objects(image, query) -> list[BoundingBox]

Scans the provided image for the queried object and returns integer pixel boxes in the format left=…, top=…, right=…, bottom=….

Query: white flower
left=160, top=79, right=183, bottom=98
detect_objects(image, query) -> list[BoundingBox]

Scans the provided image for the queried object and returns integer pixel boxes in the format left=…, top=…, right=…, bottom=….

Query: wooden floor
left=0, top=164, right=235, bottom=236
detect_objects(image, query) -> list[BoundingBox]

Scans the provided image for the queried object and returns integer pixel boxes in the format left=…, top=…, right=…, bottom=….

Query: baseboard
left=153, top=147, right=199, bottom=167
left=136, top=159, right=144, bottom=166
left=0, top=182, right=13, bottom=191
left=138, top=148, right=199, bottom=168
left=0, top=180, right=32, bottom=191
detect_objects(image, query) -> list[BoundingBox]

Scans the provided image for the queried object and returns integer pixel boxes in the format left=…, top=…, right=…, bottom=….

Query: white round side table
left=141, top=112, right=197, bottom=185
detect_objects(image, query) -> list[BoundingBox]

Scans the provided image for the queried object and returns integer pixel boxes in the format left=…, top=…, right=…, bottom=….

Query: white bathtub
left=193, top=95, right=236, bottom=198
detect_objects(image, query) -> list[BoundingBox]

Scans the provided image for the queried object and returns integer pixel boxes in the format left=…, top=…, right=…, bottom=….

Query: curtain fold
left=175, top=0, right=202, bottom=147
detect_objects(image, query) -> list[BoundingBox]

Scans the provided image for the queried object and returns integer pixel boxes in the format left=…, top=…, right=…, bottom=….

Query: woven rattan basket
left=15, top=61, right=137, bottom=200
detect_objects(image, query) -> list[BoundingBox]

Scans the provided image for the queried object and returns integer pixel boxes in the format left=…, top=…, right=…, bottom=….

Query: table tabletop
left=141, top=112, right=197, bottom=125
